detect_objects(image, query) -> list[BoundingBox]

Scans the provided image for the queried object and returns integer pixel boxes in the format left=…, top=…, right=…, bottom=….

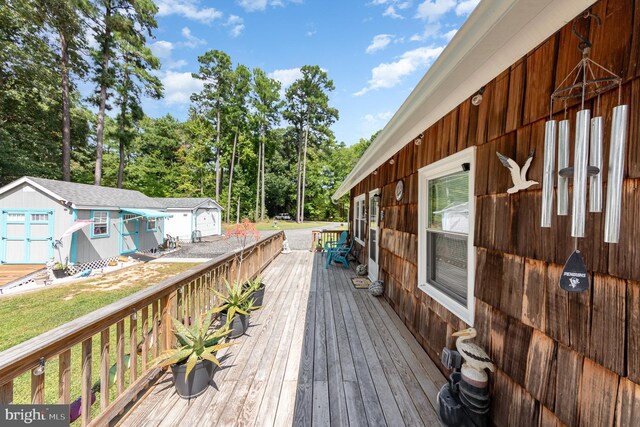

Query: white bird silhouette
left=496, top=150, right=538, bottom=194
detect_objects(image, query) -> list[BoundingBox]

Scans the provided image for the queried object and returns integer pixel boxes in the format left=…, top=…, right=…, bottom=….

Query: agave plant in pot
left=153, top=312, right=234, bottom=399
left=212, top=281, right=261, bottom=338
left=244, top=277, right=266, bottom=306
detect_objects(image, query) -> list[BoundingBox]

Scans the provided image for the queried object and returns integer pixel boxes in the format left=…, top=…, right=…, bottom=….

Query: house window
left=353, top=194, right=366, bottom=244
left=418, top=147, right=476, bottom=325
left=147, top=218, right=157, bottom=231
left=91, top=211, right=109, bottom=238
left=7, top=213, right=25, bottom=222
left=123, top=214, right=137, bottom=221
left=30, top=213, right=49, bottom=222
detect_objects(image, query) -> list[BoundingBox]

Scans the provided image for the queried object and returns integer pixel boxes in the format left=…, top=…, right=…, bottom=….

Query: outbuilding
left=154, top=198, right=222, bottom=241
left=0, top=176, right=170, bottom=267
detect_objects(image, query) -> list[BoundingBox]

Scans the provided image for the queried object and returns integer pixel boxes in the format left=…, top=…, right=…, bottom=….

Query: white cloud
left=306, top=30, right=317, bottom=37
left=409, top=22, right=441, bottom=42
left=455, top=0, right=479, bottom=16
left=268, top=67, right=302, bottom=88
left=415, top=0, right=456, bottom=22
left=166, top=59, right=188, bottom=70
left=383, top=6, right=403, bottom=19
left=237, top=0, right=297, bottom=12
left=444, top=28, right=457, bottom=41
left=181, top=27, right=206, bottom=48
left=150, top=40, right=174, bottom=59
left=366, top=34, right=394, bottom=54
left=156, top=0, right=223, bottom=24
left=161, top=71, right=204, bottom=105
left=355, top=46, right=444, bottom=96
left=363, top=111, right=393, bottom=124
left=225, top=15, right=245, bottom=37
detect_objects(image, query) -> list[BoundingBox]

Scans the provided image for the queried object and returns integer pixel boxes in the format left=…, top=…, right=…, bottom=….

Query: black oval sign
left=560, top=250, right=589, bottom=292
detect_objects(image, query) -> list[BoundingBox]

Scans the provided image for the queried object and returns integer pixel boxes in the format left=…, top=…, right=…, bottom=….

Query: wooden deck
left=119, top=251, right=445, bottom=426
left=0, top=264, right=44, bottom=287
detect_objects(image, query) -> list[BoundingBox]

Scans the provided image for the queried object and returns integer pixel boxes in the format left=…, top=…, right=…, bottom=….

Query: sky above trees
left=131, top=0, right=479, bottom=146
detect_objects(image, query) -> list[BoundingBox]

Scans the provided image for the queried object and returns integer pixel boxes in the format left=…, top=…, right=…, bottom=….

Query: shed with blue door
left=0, top=177, right=171, bottom=265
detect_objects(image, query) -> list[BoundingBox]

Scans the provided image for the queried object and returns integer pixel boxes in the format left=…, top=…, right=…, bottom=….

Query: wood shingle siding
left=349, top=0, right=640, bottom=424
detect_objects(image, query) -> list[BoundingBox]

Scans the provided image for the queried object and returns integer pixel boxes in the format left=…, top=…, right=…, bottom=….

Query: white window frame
left=91, top=211, right=109, bottom=238
left=353, top=193, right=366, bottom=245
left=418, top=146, right=476, bottom=326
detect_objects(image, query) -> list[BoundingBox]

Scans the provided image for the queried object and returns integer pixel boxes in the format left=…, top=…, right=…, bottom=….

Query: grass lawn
left=0, top=261, right=200, bottom=421
left=224, top=220, right=344, bottom=232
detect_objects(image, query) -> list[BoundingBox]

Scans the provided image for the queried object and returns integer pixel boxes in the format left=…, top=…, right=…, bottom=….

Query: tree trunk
left=60, top=31, right=71, bottom=182
left=300, top=121, right=310, bottom=223
left=260, top=135, right=265, bottom=221
left=116, top=71, right=129, bottom=189
left=295, top=131, right=302, bottom=223
left=226, top=129, right=238, bottom=223
left=254, top=133, right=261, bottom=222
left=215, top=109, right=221, bottom=202
left=94, top=1, right=111, bottom=186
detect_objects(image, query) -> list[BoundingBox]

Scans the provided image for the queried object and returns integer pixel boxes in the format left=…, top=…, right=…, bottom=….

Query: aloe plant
left=244, top=277, right=265, bottom=292
left=152, top=311, right=234, bottom=381
left=211, top=280, right=255, bottom=321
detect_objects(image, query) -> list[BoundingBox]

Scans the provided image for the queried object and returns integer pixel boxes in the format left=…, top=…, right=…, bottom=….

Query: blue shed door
left=120, top=214, right=139, bottom=254
left=1, top=210, right=54, bottom=264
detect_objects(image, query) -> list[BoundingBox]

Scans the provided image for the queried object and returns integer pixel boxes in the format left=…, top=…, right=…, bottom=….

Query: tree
left=91, top=0, right=159, bottom=186
left=283, top=65, right=338, bottom=222
left=191, top=50, right=233, bottom=202
left=251, top=68, right=282, bottom=222
left=224, top=64, right=251, bottom=222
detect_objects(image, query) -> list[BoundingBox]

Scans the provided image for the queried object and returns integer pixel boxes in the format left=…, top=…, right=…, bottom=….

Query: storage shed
left=333, top=0, right=640, bottom=425
left=154, top=198, right=222, bottom=240
left=0, top=177, right=170, bottom=266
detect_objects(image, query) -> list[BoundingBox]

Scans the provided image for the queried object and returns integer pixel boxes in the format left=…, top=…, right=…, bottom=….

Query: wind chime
left=540, top=13, right=628, bottom=292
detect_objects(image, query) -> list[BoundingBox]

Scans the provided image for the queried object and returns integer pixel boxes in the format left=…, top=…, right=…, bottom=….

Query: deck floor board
left=119, top=251, right=444, bottom=426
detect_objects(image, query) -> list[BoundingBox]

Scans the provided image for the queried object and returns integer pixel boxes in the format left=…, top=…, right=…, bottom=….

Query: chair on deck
left=326, top=240, right=354, bottom=269
left=323, top=231, right=348, bottom=255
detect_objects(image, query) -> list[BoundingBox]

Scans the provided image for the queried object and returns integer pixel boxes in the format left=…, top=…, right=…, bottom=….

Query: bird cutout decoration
left=452, top=328, right=495, bottom=385
left=496, top=150, right=538, bottom=194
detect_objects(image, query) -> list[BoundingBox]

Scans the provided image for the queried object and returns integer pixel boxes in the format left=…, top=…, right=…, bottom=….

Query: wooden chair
left=326, top=240, right=354, bottom=269
left=323, top=231, right=348, bottom=255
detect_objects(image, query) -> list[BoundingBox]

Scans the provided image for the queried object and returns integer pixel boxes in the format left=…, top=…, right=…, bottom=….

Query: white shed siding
left=164, top=210, right=193, bottom=240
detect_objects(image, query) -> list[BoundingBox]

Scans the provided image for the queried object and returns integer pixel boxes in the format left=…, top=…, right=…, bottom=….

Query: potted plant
left=212, top=281, right=260, bottom=338
left=244, top=277, right=265, bottom=306
left=153, top=312, right=234, bottom=399
left=51, top=262, right=68, bottom=279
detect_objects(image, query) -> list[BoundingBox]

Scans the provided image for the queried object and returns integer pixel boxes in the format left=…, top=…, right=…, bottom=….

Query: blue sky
left=143, top=0, right=480, bottom=146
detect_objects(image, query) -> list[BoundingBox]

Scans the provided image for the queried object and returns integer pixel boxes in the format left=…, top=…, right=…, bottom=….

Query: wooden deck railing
left=0, top=231, right=284, bottom=426
left=311, top=229, right=347, bottom=251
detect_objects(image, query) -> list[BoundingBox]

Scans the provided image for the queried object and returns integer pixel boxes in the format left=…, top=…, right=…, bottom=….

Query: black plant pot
left=52, top=269, right=68, bottom=279
left=251, top=287, right=265, bottom=306
left=219, top=312, right=248, bottom=338
left=170, top=359, right=214, bottom=399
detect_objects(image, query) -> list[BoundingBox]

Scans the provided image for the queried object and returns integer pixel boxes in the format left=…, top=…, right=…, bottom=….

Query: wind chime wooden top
left=540, top=12, right=629, bottom=292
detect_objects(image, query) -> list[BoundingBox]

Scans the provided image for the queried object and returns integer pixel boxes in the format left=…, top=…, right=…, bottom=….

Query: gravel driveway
left=170, top=223, right=343, bottom=259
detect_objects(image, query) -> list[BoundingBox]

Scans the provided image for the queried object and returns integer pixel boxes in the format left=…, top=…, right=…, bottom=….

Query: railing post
left=59, top=349, right=71, bottom=404
left=141, top=307, right=148, bottom=372
left=116, top=320, right=125, bottom=394
left=152, top=301, right=159, bottom=359
left=0, top=381, right=13, bottom=404
left=100, top=329, right=110, bottom=410
left=130, top=313, right=138, bottom=383
left=81, top=338, right=92, bottom=426
left=161, top=292, right=175, bottom=352
left=31, top=365, right=44, bottom=404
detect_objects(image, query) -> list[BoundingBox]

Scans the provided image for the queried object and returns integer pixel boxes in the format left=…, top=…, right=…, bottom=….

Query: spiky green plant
left=243, top=277, right=265, bottom=293
left=152, top=311, right=234, bottom=381
left=211, top=280, right=255, bottom=321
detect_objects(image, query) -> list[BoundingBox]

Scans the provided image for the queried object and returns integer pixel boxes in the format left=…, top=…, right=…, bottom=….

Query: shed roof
left=0, top=176, right=164, bottom=209
left=332, top=0, right=597, bottom=200
left=153, top=197, right=223, bottom=210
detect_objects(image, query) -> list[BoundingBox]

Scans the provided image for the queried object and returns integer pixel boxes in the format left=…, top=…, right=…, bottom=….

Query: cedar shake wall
left=349, top=0, right=640, bottom=425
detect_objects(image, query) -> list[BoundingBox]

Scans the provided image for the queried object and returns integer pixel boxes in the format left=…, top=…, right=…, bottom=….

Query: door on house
left=0, top=210, right=53, bottom=264
left=120, top=214, right=139, bottom=254
left=368, top=189, right=380, bottom=281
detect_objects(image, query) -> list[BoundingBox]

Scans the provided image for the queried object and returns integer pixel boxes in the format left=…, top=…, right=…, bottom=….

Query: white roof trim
left=332, top=0, right=597, bottom=200
left=0, top=177, right=72, bottom=207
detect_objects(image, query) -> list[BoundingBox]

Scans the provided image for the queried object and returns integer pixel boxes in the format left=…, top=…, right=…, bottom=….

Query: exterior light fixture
left=372, top=170, right=378, bottom=175
left=33, top=357, right=45, bottom=376
left=471, top=86, right=485, bottom=106
left=389, top=159, right=395, bottom=165
left=414, top=133, right=424, bottom=146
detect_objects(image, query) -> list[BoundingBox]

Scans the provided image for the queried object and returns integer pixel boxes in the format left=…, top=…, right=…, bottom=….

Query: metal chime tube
left=589, top=117, right=603, bottom=212
left=541, top=120, right=556, bottom=227
left=557, top=120, right=570, bottom=216
left=571, top=110, right=590, bottom=237
left=604, top=105, right=629, bottom=243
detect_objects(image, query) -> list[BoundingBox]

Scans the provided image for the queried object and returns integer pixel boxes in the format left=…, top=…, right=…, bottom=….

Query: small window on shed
left=31, top=213, right=49, bottom=222
left=7, top=213, right=25, bottom=222
left=91, top=211, right=109, bottom=238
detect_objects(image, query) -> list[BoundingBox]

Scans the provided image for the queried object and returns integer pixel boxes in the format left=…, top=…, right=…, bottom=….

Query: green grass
left=0, top=262, right=199, bottom=423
